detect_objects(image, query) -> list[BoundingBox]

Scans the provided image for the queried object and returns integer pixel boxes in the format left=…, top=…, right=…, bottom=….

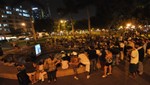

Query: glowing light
left=21, top=23, right=26, bottom=26
left=126, top=23, right=132, bottom=27
left=131, top=25, right=135, bottom=29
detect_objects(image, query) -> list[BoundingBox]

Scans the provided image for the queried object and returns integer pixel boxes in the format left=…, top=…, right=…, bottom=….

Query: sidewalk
left=0, top=61, right=86, bottom=79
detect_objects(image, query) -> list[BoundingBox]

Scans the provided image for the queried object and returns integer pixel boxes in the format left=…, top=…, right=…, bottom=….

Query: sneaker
left=87, top=75, right=90, bottom=79
left=129, top=75, right=136, bottom=79
left=107, top=73, right=112, bottom=75
left=48, top=80, right=51, bottom=83
left=74, top=76, right=79, bottom=80
left=102, top=75, right=107, bottom=78
left=54, top=79, right=57, bottom=82
left=139, top=72, right=143, bottom=75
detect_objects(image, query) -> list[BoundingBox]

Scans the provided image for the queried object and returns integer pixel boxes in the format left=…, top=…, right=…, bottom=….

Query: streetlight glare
left=126, top=23, right=131, bottom=27
left=21, top=23, right=26, bottom=26
left=131, top=25, right=135, bottom=29
left=60, top=20, right=66, bottom=23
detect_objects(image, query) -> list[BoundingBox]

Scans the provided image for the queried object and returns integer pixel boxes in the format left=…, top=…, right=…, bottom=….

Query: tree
left=57, top=0, right=80, bottom=36
left=58, top=0, right=94, bottom=35
left=34, top=18, right=54, bottom=32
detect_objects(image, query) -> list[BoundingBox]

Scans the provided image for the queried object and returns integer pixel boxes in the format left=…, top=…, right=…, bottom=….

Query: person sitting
left=78, top=50, right=91, bottom=79
left=69, top=51, right=80, bottom=80
left=36, top=61, right=47, bottom=82
left=61, top=53, right=69, bottom=70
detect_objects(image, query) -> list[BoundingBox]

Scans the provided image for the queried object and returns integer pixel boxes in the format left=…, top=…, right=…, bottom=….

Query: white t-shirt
left=96, top=49, right=102, bottom=56
left=61, top=60, right=69, bottom=69
left=78, top=53, right=90, bottom=64
left=120, top=42, right=125, bottom=48
left=130, top=49, right=139, bottom=64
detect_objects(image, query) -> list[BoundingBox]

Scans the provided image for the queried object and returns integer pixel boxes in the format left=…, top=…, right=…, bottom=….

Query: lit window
left=2, top=15, right=7, bottom=18
left=0, top=24, right=1, bottom=27
left=6, top=6, right=9, bottom=9
left=32, top=7, right=38, bottom=10
left=6, top=11, right=12, bottom=14
left=23, top=10, right=28, bottom=13
left=20, top=6, right=22, bottom=8
left=6, top=6, right=11, bottom=10
left=19, top=13, right=22, bottom=16
left=23, top=13, right=30, bottom=17
left=3, top=24, right=8, bottom=27
left=20, top=9, right=22, bottom=12
left=16, top=8, right=19, bottom=11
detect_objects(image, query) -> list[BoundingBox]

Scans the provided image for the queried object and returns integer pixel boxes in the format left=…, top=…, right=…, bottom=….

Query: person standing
left=44, top=55, right=60, bottom=83
left=87, top=46, right=98, bottom=74
left=0, top=44, right=3, bottom=56
left=137, top=43, right=144, bottom=75
left=102, top=49, right=113, bottom=78
left=78, top=50, right=90, bottom=79
left=17, top=64, right=30, bottom=85
left=24, top=58, right=36, bottom=84
left=129, top=45, right=139, bottom=79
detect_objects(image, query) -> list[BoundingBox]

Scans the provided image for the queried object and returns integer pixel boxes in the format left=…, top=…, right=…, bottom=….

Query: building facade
left=0, top=5, right=32, bottom=36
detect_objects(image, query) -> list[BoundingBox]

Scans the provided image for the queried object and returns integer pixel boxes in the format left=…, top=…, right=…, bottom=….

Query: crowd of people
left=15, top=32, right=150, bottom=85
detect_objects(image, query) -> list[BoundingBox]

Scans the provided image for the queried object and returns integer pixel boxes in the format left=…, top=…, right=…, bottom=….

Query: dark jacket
left=17, top=70, right=30, bottom=85
left=138, top=47, right=144, bottom=62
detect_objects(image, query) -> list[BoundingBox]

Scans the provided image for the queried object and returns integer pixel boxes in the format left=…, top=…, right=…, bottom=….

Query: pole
left=31, top=18, right=37, bottom=41
left=87, top=7, right=91, bottom=35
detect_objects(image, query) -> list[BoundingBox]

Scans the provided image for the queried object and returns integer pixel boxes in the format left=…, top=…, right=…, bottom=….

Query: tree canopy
left=59, top=0, right=150, bottom=28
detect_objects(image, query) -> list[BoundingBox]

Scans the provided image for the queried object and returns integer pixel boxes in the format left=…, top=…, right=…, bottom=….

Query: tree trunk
left=30, top=17, right=37, bottom=41
left=70, top=16, right=75, bottom=36
left=87, top=7, right=91, bottom=35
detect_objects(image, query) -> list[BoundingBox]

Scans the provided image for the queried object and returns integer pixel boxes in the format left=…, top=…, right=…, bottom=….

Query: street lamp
left=60, top=20, right=67, bottom=24
left=59, top=19, right=67, bottom=33
left=21, top=23, right=26, bottom=26
left=126, top=23, right=132, bottom=30
left=126, top=23, right=131, bottom=27
left=21, top=22, right=26, bottom=32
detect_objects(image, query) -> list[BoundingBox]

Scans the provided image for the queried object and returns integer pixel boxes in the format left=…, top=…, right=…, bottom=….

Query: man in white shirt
left=78, top=51, right=90, bottom=79
left=129, top=45, right=139, bottom=79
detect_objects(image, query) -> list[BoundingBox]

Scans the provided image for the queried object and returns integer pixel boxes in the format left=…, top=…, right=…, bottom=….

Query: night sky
left=2, top=0, right=96, bottom=20
left=43, top=0, right=96, bottom=20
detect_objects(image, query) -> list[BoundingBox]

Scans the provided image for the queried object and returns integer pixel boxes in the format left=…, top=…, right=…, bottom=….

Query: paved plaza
left=0, top=58, right=150, bottom=85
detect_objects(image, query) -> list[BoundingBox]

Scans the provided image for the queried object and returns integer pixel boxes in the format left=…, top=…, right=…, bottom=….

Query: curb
left=0, top=66, right=85, bottom=80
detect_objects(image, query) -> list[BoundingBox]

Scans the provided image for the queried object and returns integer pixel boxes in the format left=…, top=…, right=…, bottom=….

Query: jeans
left=90, top=59, right=97, bottom=74
left=47, top=70, right=57, bottom=81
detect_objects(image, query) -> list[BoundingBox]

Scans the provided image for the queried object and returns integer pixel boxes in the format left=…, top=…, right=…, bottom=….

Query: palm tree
left=58, top=0, right=94, bottom=35
left=57, top=0, right=79, bottom=36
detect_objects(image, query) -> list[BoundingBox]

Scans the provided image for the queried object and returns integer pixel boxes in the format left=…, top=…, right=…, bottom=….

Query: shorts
left=105, top=62, right=112, bottom=66
left=129, top=63, right=138, bottom=73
